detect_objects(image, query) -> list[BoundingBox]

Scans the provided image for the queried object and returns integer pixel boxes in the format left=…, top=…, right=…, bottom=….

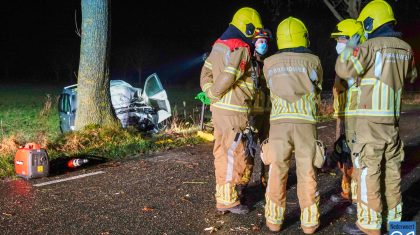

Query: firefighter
left=250, top=28, right=272, bottom=188
left=200, top=7, right=263, bottom=214
left=329, top=19, right=365, bottom=215
left=335, top=1, right=417, bottom=234
left=261, top=17, right=323, bottom=234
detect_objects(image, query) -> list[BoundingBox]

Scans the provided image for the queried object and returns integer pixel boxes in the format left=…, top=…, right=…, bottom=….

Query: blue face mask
left=255, top=42, right=268, bottom=55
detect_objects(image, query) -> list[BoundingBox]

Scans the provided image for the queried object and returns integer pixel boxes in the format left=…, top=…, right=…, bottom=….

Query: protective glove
left=340, top=34, right=361, bottom=61
left=347, top=34, right=361, bottom=49
left=243, top=126, right=258, bottom=158
left=194, top=92, right=211, bottom=105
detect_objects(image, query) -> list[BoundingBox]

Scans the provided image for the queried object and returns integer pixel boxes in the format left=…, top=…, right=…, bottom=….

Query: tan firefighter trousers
left=212, top=113, right=253, bottom=209
left=344, top=117, right=358, bottom=202
left=264, top=123, right=319, bottom=229
left=353, top=118, right=404, bottom=235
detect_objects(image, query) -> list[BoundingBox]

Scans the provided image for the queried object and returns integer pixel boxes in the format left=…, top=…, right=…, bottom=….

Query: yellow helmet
left=357, top=0, right=396, bottom=33
left=276, top=17, right=309, bottom=50
left=331, top=19, right=366, bottom=43
left=230, top=7, right=263, bottom=38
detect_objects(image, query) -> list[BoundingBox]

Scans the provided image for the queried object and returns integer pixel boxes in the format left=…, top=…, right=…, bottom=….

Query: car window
left=71, top=94, right=77, bottom=112
left=59, top=94, right=71, bottom=113
left=145, top=74, right=163, bottom=97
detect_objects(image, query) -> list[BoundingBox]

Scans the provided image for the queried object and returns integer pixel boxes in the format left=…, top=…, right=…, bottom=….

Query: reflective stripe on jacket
left=263, top=51, right=323, bottom=124
left=335, top=37, right=417, bottom=124
left=333, top=78, right=361, bottom=118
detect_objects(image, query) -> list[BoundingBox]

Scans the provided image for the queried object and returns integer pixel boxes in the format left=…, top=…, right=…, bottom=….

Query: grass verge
left=0, top=124, right=206, bottom=179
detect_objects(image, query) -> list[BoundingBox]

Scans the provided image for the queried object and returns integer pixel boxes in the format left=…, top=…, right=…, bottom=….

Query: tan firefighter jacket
left=263, top=51, right=323, bottom=124
left=335, top=37, right=417, bottom=124
left=200, top=39, right=255, bottom=115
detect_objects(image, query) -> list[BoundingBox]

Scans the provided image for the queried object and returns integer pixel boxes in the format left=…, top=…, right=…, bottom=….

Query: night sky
left=1, top=0, right=419, bottom=89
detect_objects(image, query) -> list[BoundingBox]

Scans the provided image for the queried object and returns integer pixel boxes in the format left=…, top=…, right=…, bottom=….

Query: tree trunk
left=75, top=0, right=117, bottom=130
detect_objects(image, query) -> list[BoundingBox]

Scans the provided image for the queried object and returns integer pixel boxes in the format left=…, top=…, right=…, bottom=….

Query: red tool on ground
left=67, top=158, right=89, bottom=168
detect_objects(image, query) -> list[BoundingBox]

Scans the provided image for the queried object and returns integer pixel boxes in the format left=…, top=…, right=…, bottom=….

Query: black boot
left=217, top=204, right=249, bottom=214
left=330, top=193, right=351, bottom=203
left=346, top=203, right=357, bottom=215
left=343, top=223, right=366, bottom=235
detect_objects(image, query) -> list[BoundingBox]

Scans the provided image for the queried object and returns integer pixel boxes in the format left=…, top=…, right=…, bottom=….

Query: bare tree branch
left=74, top=10, right=81, bottom=37
left=323, top=0, right=344, bottom=21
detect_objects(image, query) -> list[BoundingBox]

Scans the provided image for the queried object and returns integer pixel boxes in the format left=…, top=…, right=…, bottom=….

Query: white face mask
left=335, top=42, right=346, bottom=54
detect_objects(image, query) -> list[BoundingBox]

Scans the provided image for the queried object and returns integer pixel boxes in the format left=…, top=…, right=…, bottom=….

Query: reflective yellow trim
left=264, top=196, right=284, bottom=225
left=301, top=203, right=319, bottom=227
left=224, top=66, right=240, bottom=76
left=357, top=203, right=382, bottom=230
left=204, top=61, right=212, bottom=69
left=212, top=102, right=248, bottom=112
left=270, top=93, right=318, bottom=122
left=203, top=82, right=213, bottom=92
left=236, top=80, right=254, bottom=91
left=207, top=89, right=218, bottom=100
left=350, top=56, right=364, bottom=74
left=387, top=203, right=402, bottom=222
left=215, top=183, right=238, bottom=205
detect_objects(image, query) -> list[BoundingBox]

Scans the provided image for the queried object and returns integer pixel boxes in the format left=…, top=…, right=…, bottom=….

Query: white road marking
left=317, top=126, right=327, bottom=129
left=33, top=171, right=105, bottom=187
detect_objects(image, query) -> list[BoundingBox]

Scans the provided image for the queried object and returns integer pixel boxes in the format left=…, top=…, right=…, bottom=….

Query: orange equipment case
left=14, top=143, right=49, bottom=179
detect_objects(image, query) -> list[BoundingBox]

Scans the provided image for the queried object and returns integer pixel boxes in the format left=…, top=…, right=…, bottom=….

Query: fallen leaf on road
left=142, top=207, right=154, bottom=212
left=216, top=220, right=225, bottom=224
left=2, top=212, right=13, bottom=217
left=181, top=197, right=193, bottom=204
left=251, top=224, right=261, bottom=231
left=230, top=226, right=250, bottom=232
left=204, top=226, right=218, bottom=233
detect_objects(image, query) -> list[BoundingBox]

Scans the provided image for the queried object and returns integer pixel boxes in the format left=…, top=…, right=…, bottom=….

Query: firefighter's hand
left=340, top=34, right=360, bottom=61
left=347, top=34, right=360, bottom=49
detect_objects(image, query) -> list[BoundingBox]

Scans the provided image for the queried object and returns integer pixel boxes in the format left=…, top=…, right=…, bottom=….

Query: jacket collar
left=368, top=23, right=402, bottom=39
left=276, top=46, right=313, bottom=54
left=218, top=25, right=255, bottom=53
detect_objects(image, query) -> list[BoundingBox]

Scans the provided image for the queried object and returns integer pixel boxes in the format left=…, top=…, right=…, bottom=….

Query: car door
left=58, top=88, right=76, bottom=133
left=142, top=73, right=171, bottom=123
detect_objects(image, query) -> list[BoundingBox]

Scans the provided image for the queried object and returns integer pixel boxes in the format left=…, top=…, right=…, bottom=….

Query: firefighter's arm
left=407, top=56, right=418, bottom=84
left=209, top=48, right=248, bottom=98
left=335, top=46, right=369, bottom=80
left=200, top=60, right=219, bottom=103
left=335, top=36, right=371, bottom=80
left=316, top=62, right=323, bottom=92
left=314, top=62, right=323, bottom=107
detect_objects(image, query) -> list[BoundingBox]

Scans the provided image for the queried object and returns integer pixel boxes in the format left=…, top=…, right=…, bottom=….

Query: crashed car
left=58, top=73, right=171, bottom=133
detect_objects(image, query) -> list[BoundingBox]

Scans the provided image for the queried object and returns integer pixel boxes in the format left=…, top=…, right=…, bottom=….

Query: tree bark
left=75, top=0, right=117, bottom=130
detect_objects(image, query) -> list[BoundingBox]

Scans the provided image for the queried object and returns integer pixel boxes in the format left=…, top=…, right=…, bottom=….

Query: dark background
left=0, top=0, right=419, bottom=90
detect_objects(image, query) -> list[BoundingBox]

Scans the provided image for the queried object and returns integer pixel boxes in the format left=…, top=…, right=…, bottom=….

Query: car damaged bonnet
left=58, top=73, right=171, bottom=133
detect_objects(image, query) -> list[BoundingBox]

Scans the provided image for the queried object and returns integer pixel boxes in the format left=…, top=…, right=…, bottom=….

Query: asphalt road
left=1, top=111, right=420, bottom=235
